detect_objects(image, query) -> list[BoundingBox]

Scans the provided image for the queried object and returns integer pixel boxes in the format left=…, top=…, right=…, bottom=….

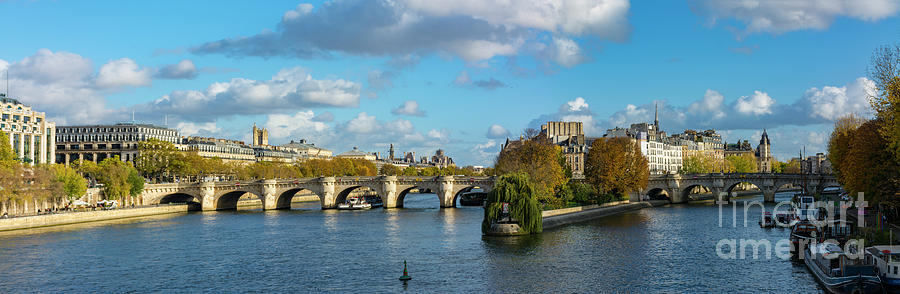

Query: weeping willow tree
left=482, top=173, right=543, bottom=234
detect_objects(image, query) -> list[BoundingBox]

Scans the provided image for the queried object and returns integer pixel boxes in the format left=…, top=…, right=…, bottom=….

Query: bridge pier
left=763, top=190, right=776, bottom=203
left=437, top=176, right=456, bottom=208
left=380, top=176, right=400, bottom=209
left=262, top=179, right=278, bottom=210
left=200, top=181, right=216, bottom=211
left=319, top=177, right=337, bottom=209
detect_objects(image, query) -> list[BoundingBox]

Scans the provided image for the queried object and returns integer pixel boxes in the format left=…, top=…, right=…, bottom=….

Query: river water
left=0, top=192, right=823, bottom=293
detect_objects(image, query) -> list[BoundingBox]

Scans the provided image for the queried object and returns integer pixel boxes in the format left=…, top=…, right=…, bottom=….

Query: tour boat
left=804, top=242, right=883, bottom=294
left=365, top=195, right=383, bottom=209
left=865, top=245, right=900, bottom=291
left=459, top=189, right=487, bottom=206
left=338, top=196, right=373, bottom=210
left=759, top=212, right=775, bottom=228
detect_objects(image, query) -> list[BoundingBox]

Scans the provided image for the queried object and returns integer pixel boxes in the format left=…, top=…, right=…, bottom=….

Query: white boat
left=338, top=196, right=373, bottom=210
left=804, top=242, right=883, bottom=294
left=865, top=245, right=900, bottom=291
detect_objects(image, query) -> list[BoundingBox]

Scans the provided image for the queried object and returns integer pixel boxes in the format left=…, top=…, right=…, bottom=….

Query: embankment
left=542, top=200, right=668, bottom=230
left=0, top=204, right=189, bottom=232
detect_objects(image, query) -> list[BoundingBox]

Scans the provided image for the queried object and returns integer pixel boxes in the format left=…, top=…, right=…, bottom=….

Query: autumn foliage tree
left=494, top=138, right=567, bottom=205
left=681, top=154, right=718, bottom=174
left=839, top=119, right=900, bottom=205
left=828, top=114, right=867, bottom=185
left=724, top=153, right=758, bottom=173
left=584, top=137, right=649, bottom=200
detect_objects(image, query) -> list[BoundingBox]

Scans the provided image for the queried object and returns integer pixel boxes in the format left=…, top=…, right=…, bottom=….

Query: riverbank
left=542, top=200, right=668, bottom=230
left=0, top=204, right=190, bottom=232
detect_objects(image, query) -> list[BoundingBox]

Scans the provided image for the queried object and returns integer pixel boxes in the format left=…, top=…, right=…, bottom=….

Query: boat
left=822, top=220, right=855, bottom=244
left=365, top=195, right=383, bottom=208
left=459, top=189, right=487, bottom=206
left=775, top=211, right=797, bottom=228
left=804, top=242, right=883, bottom=293
left=338, top=196, right=373, bottom=210
left=865, top=245, right=900, bottom=291
left=759, top=212, right=775, bottom=228
left=791, top=221, right=821, bottom=258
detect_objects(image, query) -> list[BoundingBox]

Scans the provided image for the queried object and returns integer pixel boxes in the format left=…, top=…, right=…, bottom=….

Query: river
left=0, top=191, right=823, bottom=293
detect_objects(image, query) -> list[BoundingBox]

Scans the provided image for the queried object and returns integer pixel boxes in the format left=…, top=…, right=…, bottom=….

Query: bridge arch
left=273, top=187, right=322, bottom=210
left=394, top=185, right=440, bottom=208
left=680, top=184, right=716, bottom=202
left=646, top=187, right=671, bottom=202
left=724, top=180, right=764, bottom=196
left=335, top=185, right=380, bottom=207
left=159, top=193, right=200, bottom=204
left=214, top=190, right=264, bottom=211
left=449, top=185, right=492, bottom=207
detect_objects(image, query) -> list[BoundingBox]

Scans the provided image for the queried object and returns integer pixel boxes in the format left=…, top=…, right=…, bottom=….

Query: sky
left=1, top=0, right=898, bottom=166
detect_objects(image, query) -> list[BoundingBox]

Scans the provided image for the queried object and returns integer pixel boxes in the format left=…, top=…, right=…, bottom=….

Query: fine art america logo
left=715, top=193, right=872, bottom=260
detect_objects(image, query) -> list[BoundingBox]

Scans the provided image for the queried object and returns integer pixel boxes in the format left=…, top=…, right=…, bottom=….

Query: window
left=12, top=115, right=19, bottom=121
left=57, top=145, right=65, bottom=150
left=84, top=144, right=93, bottom=150
left=23, top=116, right=30, bottom=123
left=1, top=114, right=7, bottom=120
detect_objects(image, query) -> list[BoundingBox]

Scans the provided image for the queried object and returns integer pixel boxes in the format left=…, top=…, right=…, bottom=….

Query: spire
left=654, top=102, right=659, bottom=128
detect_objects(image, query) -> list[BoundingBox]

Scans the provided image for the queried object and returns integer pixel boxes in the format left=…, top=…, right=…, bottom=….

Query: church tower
left=756, top=129, right=773, bottom=173
left=389, top=144, right=395, bottom=161
left=252, top=123, right=269, bottom=146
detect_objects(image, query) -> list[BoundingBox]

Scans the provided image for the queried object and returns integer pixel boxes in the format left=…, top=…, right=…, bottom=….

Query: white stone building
left=0, top=94, right=55, bottom=164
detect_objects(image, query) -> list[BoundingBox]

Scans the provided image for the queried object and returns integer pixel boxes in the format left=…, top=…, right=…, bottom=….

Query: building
left=251, top=124, right=269, bottom=146
left=55, top=122, right=178, bottom=165
left=280, top=139, right=333, bottom=159
left=802, top=152, right=832, bottom=174
left=671, top=129, right=725, bottom=171
left=0, top=94, right=55, bottom=164
left=181, top=136, right=255, bottom=163
left=756, top=130, right=774, bottom=173
left=336, top=147, right=377, bottom=161
left=723, top=130, right=774, bottom=173
left=604, top=105, right=682, bottom=175
left=540, top=121, right=590, bottom=177
left=431, top=149, right=454, bottom=168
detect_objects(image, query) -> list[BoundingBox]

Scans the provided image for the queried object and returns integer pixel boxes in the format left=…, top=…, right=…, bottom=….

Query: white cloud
left=265, top=110, right=330, bottom=139
left=734, top=91, right=775, bottom=116
left=176, top=121, right=221, bottom=136
left=391, top=100, right=426, bottom=116
left=145, top=67, right=361, bottom=120
left=803, top=77, right=875, bottom=120
left=156, top=59, right=198, bottom=79
left=95, top=58, right=153, bottom=88
left=454, top=70, right=471, bottom=86
left=345, top=112, right=380, bottom=134
left=193, top=0, right=632, bottom=67
left=689, top=0, right=900, bottom=35
left=543, top=36, right=589, bottom=68
left=486, top=124, right=510, bottom=138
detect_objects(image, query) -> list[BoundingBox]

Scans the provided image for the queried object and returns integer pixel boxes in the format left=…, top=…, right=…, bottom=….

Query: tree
left=584, top=137, right=649, bottom=200
left=494, top=138, right=566, bottom=204
left=841, top=119, right=900, bottom=205
left=868, top=45, right=900, bottom=164
left=681, top=154, right=717, bottom=174
left=828, top=114, right=867, bottom=184
left=96, top=156, right=138, bottom=203
left=725, top=153, right=758, bottom=173
left=127, top=167, right=145, bottom=199
left=0, top=132, right=16, bottom=167
left=379, top=164, right=401, bottom=176
left=135, top=138, right=181, bottom=181
left=49, top=164, right=88, bottom=202
left=482, top=173, right=542, bottom=235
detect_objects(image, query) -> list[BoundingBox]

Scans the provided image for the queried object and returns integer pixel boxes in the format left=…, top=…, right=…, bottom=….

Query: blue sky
left=1, top=0, right=897, bottom=165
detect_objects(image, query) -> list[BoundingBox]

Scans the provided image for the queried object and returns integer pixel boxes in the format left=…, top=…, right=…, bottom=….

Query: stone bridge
left=642, top=173, right=840, bottom=203
left=141, top=176, right=496, bottom=211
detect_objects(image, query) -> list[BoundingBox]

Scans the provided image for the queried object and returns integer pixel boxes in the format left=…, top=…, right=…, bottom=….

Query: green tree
left=494, top=138, right=566, bottom=204
left=379, top=164, right=401, bottom=176
left=127, top=167, right=144, bottom=199
left=96, top=156, right=134, bottom=202
left=401, top=166, right=419, bottom=176
left=49, top=164, right=88, bottom=202
left=0, top=132, right=16, bottom=167
left=482, top=173, right=542, bottom=235
left=135, top=138, right=181, bottom=181
left=681, top=154, right=717, bottom=174
left=725, top=153, right=758, bottom=173
left=584, top=137, right=649, bottom=201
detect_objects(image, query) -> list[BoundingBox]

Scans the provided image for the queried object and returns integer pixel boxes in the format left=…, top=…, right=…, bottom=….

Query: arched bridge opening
left=158, top=193, right=202, bottom=211
left=647, top=188, right=670, bottom=202
left=681, top=184, right=715, bottom=202
left=396, top=186, right=442, bottom=209
left=216, top=191, right=264, bottom=211
left=335, top=186, right=381, bottom=208
left=274, top=188, right=321, bottom=210
left=453, top=185, right=488, bottom=207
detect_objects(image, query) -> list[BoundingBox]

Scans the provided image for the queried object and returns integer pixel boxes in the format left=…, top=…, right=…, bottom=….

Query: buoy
left=399, top=260, right=412, bottom=281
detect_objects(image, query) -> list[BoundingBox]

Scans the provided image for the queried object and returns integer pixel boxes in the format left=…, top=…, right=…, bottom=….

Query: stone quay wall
left=0, top=204, right=189, bottom=232
left=542, top=200, right=668, bottom=230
